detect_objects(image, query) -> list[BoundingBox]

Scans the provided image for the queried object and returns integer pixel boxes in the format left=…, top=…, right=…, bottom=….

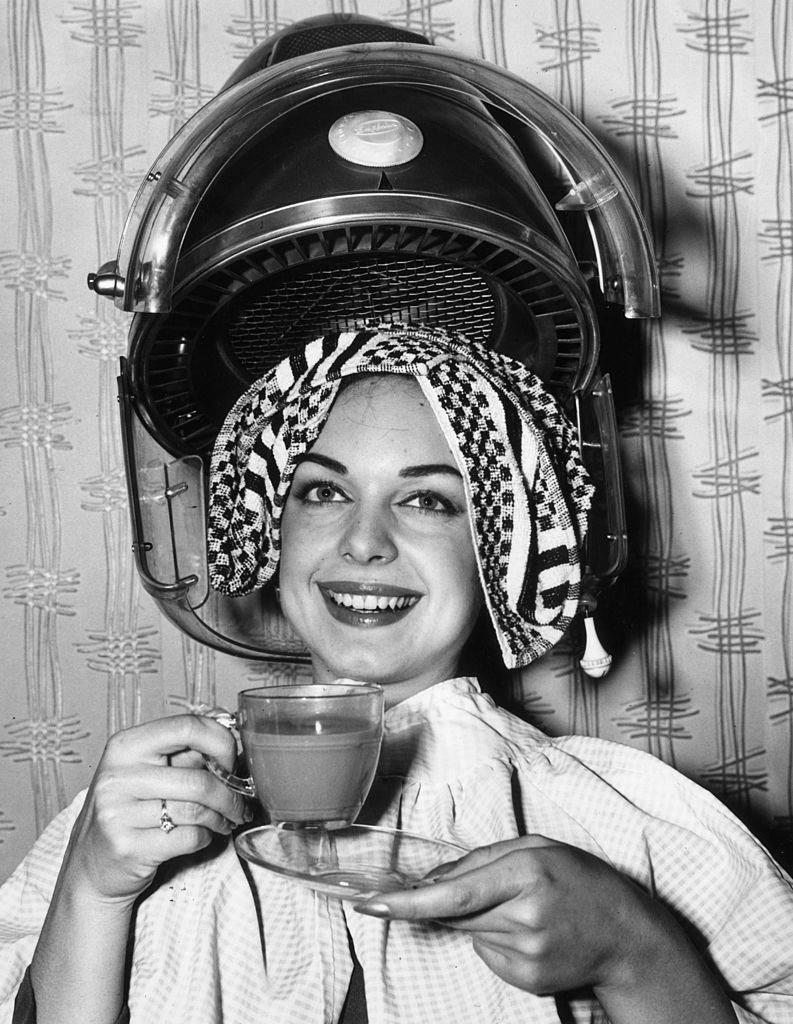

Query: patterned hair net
left=207, top=323, right=593, bottom=668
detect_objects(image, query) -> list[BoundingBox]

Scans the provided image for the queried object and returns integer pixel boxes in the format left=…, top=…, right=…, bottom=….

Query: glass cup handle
left=194, top=705, right=256, bottom=799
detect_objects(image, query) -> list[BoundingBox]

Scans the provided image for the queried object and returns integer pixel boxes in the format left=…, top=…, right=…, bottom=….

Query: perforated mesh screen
left=270, top=24, right=428, bottom=64
left=130, top=222, right=590, bottom=456
left=225, top=256, right=496, bottom=376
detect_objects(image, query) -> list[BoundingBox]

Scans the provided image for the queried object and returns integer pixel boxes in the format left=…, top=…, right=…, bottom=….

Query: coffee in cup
left=206, top=682, right=384, bottom=829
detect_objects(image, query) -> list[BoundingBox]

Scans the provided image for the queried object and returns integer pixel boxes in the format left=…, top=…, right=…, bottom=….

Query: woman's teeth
left=327, top=591, right=419, bottom=612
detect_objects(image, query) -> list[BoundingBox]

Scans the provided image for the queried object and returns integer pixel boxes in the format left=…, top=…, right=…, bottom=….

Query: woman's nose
left=339, top=505, right=398, bottom=564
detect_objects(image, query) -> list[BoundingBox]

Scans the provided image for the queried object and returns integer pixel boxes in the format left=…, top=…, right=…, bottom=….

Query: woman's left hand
left=354, top=834, right=663, bottom=996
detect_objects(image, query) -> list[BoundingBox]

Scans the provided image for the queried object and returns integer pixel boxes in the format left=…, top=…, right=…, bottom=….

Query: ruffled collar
left=384, top=675, right=482, bottom=726
left=378, top=676, right=523, bottom=783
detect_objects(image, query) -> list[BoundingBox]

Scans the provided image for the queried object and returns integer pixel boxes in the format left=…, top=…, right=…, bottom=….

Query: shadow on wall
left=560, top=128, right=792, bottom=872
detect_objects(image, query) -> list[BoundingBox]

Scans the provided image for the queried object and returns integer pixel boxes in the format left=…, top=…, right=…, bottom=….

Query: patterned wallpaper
left=0, top=0, right=791, bottom=882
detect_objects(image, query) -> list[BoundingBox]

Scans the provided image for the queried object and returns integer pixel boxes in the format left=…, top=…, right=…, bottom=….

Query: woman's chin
left=309, top=651, right=457, bottom=706
left=313, top=655, right=409, bottom=687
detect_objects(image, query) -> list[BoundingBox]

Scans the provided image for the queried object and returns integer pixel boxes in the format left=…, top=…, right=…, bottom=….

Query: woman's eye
left=297, top=480, right=348, bottom=504
left=400, top=491, right=460, bottom=516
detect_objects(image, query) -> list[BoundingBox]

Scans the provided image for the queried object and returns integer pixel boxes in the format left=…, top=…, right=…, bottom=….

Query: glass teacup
left=206, top=682, right=384, bottom=829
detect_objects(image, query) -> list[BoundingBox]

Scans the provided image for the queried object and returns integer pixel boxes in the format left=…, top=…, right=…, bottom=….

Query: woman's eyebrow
left=294, top=452, right=348, bottom=475
left=295, top=454, right=462, bottom=479
left=400, top=463, right=462, bottom=479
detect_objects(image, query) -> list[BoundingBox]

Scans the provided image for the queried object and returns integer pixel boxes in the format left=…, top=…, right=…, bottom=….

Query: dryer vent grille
left=225, top=254, right=497, bottom=372
left=131, top=222, right=588, bottom=456
left=269, top=24, right=426, bottom=64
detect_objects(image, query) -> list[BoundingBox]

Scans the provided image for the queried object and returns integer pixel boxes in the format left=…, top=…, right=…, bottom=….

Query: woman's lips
left=317, top=581, right=422, bottom=627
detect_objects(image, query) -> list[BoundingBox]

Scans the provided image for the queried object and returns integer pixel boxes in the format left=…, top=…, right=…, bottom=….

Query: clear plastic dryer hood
left=94, top=44, right=659, bottom=322
left=91, top=21, right=659, bottom=666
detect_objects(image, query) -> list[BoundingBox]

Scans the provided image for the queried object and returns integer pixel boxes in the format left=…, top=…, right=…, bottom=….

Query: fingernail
left=353, top=901, right=391, bottom=917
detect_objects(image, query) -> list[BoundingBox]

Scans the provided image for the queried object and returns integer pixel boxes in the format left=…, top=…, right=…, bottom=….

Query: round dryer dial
left=328, top=109, right=424, bottom=167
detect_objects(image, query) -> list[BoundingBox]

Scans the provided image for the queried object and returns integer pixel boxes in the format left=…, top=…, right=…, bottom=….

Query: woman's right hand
left=62, top=714, right=249, bottom=903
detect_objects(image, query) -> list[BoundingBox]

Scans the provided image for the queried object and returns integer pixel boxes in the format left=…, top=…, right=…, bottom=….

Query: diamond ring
left=159, top=798, right=177, bottom=833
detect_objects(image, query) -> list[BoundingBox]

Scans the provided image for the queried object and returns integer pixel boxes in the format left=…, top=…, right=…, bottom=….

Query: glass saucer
left=236, top=823, right=467, bottom=900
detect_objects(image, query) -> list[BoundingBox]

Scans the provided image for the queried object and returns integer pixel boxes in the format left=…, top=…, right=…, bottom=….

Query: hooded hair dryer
left=89, top=14, right=659, bottom=672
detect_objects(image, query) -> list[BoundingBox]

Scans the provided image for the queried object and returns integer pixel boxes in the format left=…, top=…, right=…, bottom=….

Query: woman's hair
left=207, top=322, right=593, bottom=669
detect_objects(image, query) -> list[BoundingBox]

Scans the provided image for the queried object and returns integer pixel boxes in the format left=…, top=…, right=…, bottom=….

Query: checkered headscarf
left=207, top=323, right=593, bottom=668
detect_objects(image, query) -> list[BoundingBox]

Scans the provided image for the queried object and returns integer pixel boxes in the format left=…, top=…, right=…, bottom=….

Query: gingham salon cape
left=2, top=678, right=792, bottom=1024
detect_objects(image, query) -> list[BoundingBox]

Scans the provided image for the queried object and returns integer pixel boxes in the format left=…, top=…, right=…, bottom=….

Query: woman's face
left=279, top=375, right=482, bottom=705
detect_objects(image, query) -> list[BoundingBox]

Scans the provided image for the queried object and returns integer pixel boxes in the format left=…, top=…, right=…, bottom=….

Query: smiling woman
left=279, top=375, right=481, bottom=703
left=2, top=324, right=793, bottom=1024
left=207, top=323, right=593, bottom=672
